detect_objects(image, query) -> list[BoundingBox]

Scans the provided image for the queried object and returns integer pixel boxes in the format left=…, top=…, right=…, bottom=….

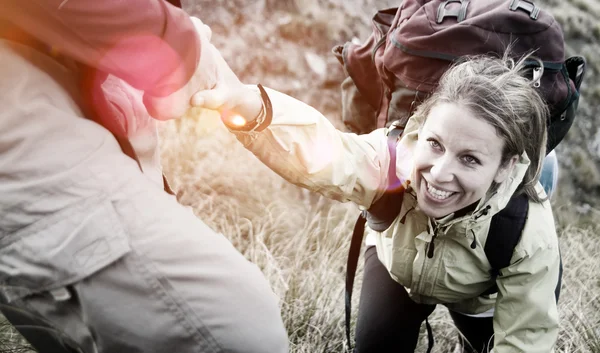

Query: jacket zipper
left=427, top=226, right=438, bottom=258
left=427, top=234, right=437, bottom=258
left=417, top=225, right=437, bottom=294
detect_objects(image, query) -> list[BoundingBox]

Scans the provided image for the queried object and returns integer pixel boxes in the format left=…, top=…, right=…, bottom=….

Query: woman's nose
left=429, top=156, right=455, bottom=183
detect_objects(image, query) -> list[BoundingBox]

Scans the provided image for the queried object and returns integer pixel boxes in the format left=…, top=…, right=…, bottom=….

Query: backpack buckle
left=509, top=0, right=540, bottom=20
left=436, top=0, right=470, bottom=24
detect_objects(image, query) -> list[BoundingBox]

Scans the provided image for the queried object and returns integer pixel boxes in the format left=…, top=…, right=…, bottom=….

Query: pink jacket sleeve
left=2, top=0, right=200, bottom=97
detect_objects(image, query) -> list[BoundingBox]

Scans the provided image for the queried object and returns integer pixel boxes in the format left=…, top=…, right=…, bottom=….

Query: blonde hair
left=413, top=53, right=549, bottom=202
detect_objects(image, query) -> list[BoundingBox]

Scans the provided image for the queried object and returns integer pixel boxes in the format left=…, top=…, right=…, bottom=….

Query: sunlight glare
left=229, top=114, right=247, bottom=127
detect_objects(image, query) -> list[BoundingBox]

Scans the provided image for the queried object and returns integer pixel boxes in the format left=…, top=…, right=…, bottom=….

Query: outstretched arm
left=191, top=50, right=396, bottom=207
left=234, top=86, right=390, bottom=207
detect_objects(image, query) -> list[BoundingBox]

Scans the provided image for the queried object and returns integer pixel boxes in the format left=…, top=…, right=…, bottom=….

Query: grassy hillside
left=2, top=111, right=598, bottom=352
left=2, top=1, right=599, bottom=352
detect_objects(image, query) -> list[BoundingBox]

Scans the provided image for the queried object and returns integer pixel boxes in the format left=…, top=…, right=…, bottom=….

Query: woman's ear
left=494, top=154, right=519, bottom=184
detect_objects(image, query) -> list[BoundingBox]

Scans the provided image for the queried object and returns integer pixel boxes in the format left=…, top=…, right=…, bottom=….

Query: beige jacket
left=234, top=88, right=561, bottom=353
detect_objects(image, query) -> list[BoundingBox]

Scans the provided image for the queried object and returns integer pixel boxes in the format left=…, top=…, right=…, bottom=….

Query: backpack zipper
left=370, top=14, right=389, bottom=62
left=371, top=35, right=387, bottom=62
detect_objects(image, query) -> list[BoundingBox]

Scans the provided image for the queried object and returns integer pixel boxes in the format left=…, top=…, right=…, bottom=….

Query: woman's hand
left=191, top=45, right=263, bottom=128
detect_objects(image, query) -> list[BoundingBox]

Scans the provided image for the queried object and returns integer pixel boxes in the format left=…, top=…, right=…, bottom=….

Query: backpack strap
left=0, top=302, right=82, bottom=353
left=547, top=56, right=586, bottom=153
left=365, top=125, right=405, bottom=231
left=483, top=193, right=529, bottom=294
left=344, top=211, right=367, bottom=351
left=484, top=193, right=564, bottom=303
left=344, top=125, right=404, bottom=351
left=80, top=68, right=176, bottom=196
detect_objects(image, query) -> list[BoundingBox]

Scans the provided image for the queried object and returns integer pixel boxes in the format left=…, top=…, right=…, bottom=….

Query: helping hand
left=191, top=48, right=263, bottom=126
left=143, top=17, right=220, bottom=120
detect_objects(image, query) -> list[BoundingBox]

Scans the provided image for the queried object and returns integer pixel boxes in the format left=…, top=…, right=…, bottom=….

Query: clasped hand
left=143, top=16, right=262, bottom=124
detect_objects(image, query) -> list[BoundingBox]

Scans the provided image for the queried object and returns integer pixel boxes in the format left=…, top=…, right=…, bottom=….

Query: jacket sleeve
left=2, top=0, right=199, bottom=97
left=491, top=222, right=561, bottom=353
left=232, top=87, right=392, bottom=209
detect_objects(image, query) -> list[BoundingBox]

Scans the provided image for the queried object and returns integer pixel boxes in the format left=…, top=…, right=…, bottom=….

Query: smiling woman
left=193, top=53, right=560, bottom=353
left=413, top=102, right=517, bottom=219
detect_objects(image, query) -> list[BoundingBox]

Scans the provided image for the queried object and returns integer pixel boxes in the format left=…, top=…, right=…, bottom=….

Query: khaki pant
left=0, top=40, right=288, bottom=353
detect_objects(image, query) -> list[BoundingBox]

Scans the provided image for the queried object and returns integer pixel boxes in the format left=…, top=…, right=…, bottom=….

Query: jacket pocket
left=390, top=248, right=417, bottom=286
left=0, top=199, right=131, bottom=303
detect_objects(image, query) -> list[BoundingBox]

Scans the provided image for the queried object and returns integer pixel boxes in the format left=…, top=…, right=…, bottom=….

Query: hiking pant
left=0, top=40, right=288, bottom=353
left=354, top=246, right=494, bottom=353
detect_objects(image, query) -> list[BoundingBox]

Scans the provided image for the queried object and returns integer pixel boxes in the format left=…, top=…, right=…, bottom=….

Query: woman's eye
left=462, top=155, right=480, bottom=165
left=427, top=139, right=441, bottom=150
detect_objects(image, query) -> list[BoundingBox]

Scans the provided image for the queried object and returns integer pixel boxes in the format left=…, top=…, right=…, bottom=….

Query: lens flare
left=220, top=109, right=248, bottom=128
left=229, top=114, right=247, bottom=127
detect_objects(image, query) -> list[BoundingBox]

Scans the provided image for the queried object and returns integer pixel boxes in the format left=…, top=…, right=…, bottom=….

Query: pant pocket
left=0, top=198, right=131, bottom=303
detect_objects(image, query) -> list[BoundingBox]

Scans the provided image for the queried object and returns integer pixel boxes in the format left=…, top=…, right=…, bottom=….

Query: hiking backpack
left=333, top=0, right=585, bottom=152
left=333, top=0, right=582, bottom=350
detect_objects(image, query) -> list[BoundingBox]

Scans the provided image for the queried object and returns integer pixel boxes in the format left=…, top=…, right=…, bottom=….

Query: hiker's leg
left=354, top=246, right=436, bottom=353
left=105, top=180, right=289, bottom=353
left=448, top=310, right=494, bottom=353
left=3, top=134, right=289, bottom=353
left=16, top=198, right=289, bottom=353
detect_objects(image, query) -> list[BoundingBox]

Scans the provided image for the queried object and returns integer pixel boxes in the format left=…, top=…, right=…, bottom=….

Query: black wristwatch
left=226, top=84, right=273, bottom=132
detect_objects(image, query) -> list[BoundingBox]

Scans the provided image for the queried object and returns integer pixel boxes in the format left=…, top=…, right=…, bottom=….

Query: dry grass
left=1, top=109, right=598, bottom=353
left=159, top=110, right=600, bottom=353
left=0, top=319, right=32, bottom=353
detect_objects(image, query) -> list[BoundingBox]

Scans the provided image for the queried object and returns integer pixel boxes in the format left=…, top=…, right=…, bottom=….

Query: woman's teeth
left=426, top=182, right=454, bottom=200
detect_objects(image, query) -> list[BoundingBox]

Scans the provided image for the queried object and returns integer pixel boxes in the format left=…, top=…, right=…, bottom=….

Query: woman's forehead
left=422, top=103, right=505, bottom=156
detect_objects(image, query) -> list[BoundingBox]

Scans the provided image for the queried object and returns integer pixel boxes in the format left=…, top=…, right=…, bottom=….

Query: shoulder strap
left=81, top=68, right=176, bottom=196
left=344, top=212, right=367, bottom=351
left=365, top=126, right=405, bottom=231
left=344, top=125, right=404, bottom=350
left=485, top=194, right=564, bottom=303
left=0, top=302, right=82, bottom=353
left=485, top=193, right=529, bottom=278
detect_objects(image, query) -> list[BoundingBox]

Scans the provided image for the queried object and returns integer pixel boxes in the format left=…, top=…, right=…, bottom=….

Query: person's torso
left=370, top=183, right=557, bottom=314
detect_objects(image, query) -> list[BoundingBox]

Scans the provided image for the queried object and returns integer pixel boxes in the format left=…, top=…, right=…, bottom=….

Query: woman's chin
left=417, top=189, right=463, bottom=219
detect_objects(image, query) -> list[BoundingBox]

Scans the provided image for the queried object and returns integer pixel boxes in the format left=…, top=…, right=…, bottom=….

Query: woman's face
left=413, top=102, right=515, bottom=219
